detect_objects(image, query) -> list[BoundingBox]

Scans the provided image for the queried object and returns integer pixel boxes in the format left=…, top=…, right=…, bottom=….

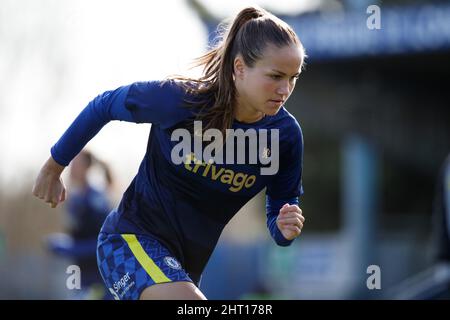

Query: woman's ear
left=233, top=55, right=245, bottom=80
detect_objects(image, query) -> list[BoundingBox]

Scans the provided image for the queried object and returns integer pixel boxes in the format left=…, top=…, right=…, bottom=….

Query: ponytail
left=79, top=150, right=114, bottom=189
left=91, top=155, right=113, bottom=189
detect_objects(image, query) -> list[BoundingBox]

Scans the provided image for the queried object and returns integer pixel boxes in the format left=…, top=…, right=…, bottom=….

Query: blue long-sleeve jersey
left=51, top=80, right=304, bottom=284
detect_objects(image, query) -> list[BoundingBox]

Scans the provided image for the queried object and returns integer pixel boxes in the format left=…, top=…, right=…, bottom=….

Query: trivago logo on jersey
left=183, top=152, right=256, bottom=192
left=170, top=121, right=279, bottom=176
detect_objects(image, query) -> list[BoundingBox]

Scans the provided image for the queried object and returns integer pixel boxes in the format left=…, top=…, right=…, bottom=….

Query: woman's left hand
left=276, top=204, right=305, bottom=241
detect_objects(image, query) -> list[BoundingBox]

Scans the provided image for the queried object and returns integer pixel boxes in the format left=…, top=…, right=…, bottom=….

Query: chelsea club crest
left=164, top=256, right=182, bottom=270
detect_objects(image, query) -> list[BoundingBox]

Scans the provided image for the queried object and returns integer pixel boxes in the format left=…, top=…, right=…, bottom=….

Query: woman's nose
left=276, top=81, right=290, bottom=96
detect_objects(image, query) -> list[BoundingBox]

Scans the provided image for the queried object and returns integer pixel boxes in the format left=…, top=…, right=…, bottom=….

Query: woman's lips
left=268, top=99, right=284, bottom=107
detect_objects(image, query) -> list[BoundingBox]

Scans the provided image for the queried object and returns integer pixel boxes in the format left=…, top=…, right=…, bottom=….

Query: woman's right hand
left=32, top=156, right=67, bottom=208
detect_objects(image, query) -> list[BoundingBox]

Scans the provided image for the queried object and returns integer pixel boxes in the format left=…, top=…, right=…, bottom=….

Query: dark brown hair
left=79, top=150, right=113, bottom=187
left=167, top=6, right=305, bottom=136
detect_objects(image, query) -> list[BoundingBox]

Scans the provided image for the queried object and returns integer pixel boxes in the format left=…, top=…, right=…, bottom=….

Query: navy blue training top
left=51, top=80, right=304, bottom=284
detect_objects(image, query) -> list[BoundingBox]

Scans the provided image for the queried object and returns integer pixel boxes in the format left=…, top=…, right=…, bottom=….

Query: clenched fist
left=276, top=203, right=305, bottom=241
left=32, top=156, right=66, bottom=208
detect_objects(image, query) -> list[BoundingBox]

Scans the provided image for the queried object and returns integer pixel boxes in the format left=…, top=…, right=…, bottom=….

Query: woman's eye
left=270, top=75, right=282, bottom=80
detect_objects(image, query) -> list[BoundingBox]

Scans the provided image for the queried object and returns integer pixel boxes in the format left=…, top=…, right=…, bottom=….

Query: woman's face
left=234, top=43, right=303, bottom=121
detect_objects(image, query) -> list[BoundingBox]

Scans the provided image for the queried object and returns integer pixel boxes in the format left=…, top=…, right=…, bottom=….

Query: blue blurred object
left=46, top=233, right=97, bottom=259
left=284, top=4, right=450, bottom=61
left=205, top=3, right=450, bottom=61
left=46, top=151, right=114, bottom=300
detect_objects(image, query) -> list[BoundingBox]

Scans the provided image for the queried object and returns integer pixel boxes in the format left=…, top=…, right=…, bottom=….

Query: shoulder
left=125, top=79, right=203, bottom=110
left=123, top=79, right=201, bottom=126
left=127, top=79, right=188, bottom=103
left=269, top=107, right=303, bottom=141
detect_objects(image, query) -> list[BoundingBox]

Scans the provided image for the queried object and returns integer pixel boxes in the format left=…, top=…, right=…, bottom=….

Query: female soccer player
left=32, top=6, right=306, bottom=300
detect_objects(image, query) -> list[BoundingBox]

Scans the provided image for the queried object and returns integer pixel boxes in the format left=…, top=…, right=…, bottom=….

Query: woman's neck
left=234, top=101, right=265, bottom=123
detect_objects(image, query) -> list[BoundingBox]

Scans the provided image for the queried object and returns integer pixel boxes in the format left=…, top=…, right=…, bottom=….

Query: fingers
left=279, top=213, right=305, bottom=223
left=32, top=173, right=66, bottom=208
left=277, top=204, right=305, bottom=238
left=283, top=224, right=302, bottom=235
left=280, top=204, right=304, bottom=220
left=49, top=187, right=66, bottom=208
left=60, top=187, right=66, bottom=202
left=32, top=184, right=45, bottom=199
left=45, top=195, right=58, bottom=208
left=277, top=217, right=304, bottom=229
left=278, top=224, right=302, bottom=241
left=33, top=186, right=63, bottom=208
left=280, top=203, right=302, bottom=216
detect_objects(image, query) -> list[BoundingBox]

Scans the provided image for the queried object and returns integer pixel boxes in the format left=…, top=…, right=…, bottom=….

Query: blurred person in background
left=46, top=150, right=113, bottom=299
left=33, top=6, right=306, bottom=300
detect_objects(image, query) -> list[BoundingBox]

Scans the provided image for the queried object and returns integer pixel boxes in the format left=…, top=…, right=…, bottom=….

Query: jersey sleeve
left=264, top=119, right=304, bottom=246
left=51, top=80, right=194, bottom=167
left=124, top=80, right=195, bottom=129
left=266, top=120, right=304, bottom=200
left=51, top=84, right=134, bottom=166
